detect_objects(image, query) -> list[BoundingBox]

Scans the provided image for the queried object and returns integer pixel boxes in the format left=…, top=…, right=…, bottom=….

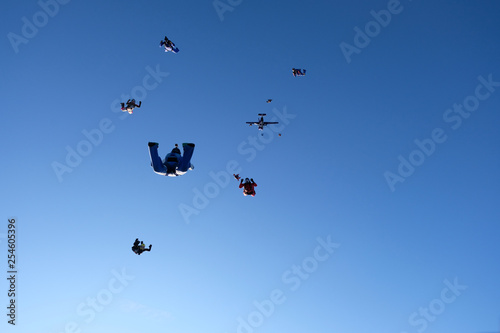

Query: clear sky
left=2, top=0, right=500, bottom=332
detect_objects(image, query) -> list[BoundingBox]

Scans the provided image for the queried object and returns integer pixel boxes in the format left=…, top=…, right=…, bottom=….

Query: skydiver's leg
left=148, top=142, right=167, bottom=175
left=136, top=101, right=141, bottom=108
left=178, top=143, right=195, bottom=172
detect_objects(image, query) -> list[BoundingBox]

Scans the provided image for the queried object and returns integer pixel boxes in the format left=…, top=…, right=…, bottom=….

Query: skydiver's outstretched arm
left=148, top=142, right=167, bottom=175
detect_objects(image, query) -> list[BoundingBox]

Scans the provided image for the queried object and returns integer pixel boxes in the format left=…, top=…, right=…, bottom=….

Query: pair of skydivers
left=120, top=36, right=179, bottom=114
left=147, top=142, right=257, bottom=196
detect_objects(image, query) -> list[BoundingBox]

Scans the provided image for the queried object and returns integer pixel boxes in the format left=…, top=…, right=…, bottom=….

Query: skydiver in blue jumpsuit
left=148, top=142, right=195, bottom=177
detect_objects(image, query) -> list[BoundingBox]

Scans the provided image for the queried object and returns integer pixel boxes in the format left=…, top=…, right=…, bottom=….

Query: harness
left=243, top=183, right=255, bottom=195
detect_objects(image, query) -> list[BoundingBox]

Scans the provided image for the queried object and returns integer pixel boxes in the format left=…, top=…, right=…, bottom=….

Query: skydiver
left=239, top=178, right=257, bottom=197
left=121, top=99, right=142, bottom=114
left=131, top=238, right=152, bottom=255
left=233, top=174, right=241, bottom=180
left=266, top=99, right=272, bottom=103
left=292, top=68, right=306, bottom=77
left=148, top=142, right=195, bottom=177
left=160, top=36, right=172, bottom=48
left=160, top=36, right=178, bottom=53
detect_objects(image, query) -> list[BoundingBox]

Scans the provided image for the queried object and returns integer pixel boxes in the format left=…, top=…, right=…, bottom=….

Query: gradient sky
left=2, top=0, right=500, bottom=333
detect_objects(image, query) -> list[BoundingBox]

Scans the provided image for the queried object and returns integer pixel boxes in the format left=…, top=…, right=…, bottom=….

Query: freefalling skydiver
left=292, top=68, right=306, bottom=77
left=160, top=36, right=179, bottom=53
left=131, top=238, right=152, bottom=255
left=148, top=142, right=195, bottom=177
left=121, top=99, right=142, bottom=114
left=239, top=178, right=257, bottom=197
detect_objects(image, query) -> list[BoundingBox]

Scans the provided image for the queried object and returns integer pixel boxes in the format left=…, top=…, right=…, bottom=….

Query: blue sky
left=2, top=0, right=500, bottom=332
